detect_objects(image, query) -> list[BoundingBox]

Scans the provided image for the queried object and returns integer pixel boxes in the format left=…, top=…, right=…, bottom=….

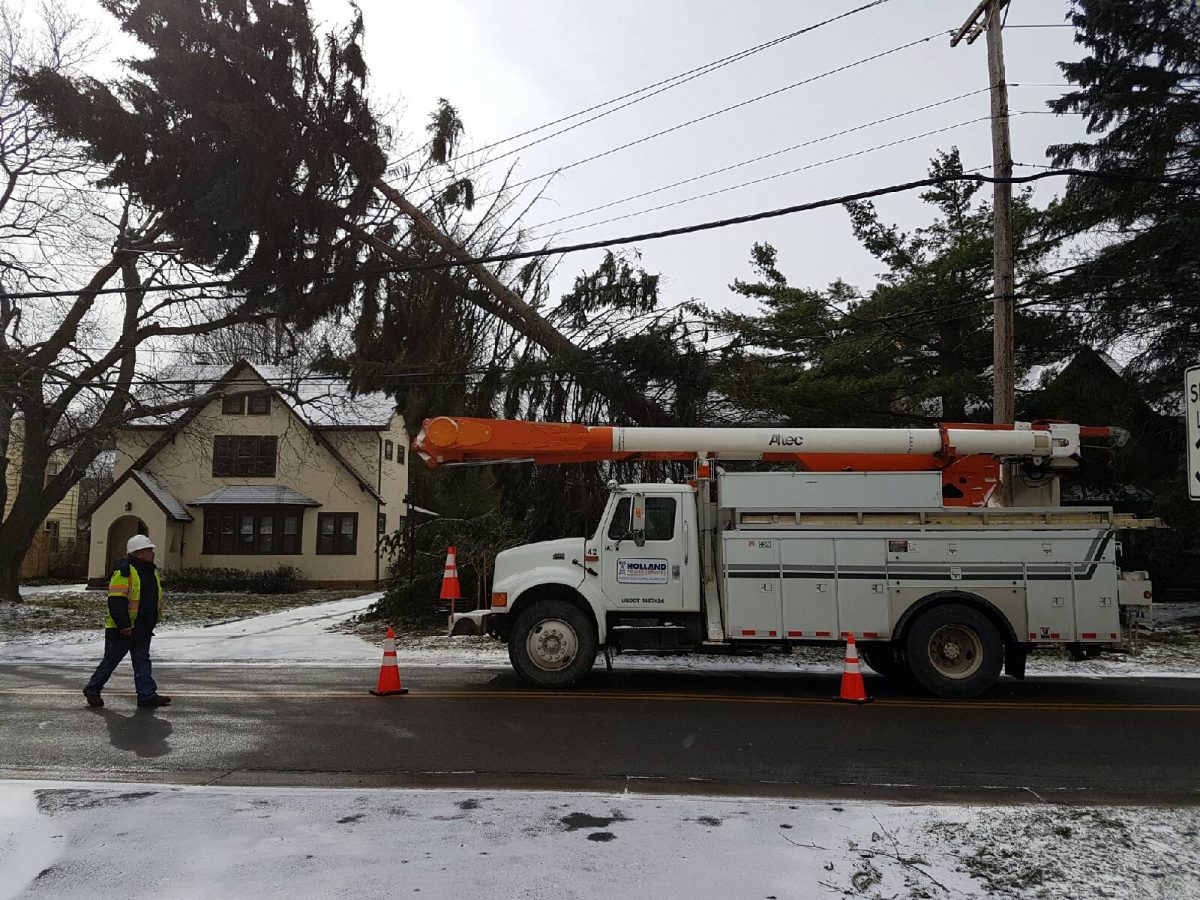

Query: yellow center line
left=1, top=687, right=1198, bottom=713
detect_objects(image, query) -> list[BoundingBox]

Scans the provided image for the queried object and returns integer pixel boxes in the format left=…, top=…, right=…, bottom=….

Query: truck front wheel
left=905, top=603, right=1003, bottom=698
left=508, top=599, right=597, bottom=688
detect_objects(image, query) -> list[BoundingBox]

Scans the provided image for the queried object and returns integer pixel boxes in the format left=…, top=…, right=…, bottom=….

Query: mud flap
left=1005, top=644, right=1027, bottom=680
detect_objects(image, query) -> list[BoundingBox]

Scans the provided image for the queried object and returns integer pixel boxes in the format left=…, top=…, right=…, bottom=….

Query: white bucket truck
left=415, top=417, right=1155, bottom=698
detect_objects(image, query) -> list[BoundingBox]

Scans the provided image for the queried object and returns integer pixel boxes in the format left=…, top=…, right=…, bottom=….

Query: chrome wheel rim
left=526, top=618, right=579, bottom=672
left=926, top=624, right=983, bottom=680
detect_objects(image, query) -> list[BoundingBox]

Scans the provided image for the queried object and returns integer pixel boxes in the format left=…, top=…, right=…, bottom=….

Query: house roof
left=132, top=471, right=193, bottom=522
left=87, top=360, right=387, bottom=515
left=127, top=361, right=398, bottom=429
left=189, top=485, right=321, bottom=507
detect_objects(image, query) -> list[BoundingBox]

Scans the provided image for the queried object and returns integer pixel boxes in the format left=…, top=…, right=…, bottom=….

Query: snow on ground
left=0, top=594, right=384, bottom=665
left=1, top=781, right=1197, bottom=900
left=15, top=585, right=86, bottom=597
left=2, top=593, right=1198, bottom=681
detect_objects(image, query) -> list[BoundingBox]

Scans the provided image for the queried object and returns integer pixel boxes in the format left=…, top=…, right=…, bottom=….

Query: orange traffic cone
left=440, top=546, right=463, bottom=624
left=369, top=627, right=409, bottom=696
left=836, top=634, right=871, bottom=703
left=440, top=546, right=462, bottom=602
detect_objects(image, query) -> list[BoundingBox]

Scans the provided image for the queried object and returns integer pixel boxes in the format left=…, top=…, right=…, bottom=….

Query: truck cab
left=481, top=483, right=700, bottom=686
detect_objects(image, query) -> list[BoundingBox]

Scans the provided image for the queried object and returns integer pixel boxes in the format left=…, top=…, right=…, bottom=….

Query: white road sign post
left=1188, top=365, right=1200, bottom=500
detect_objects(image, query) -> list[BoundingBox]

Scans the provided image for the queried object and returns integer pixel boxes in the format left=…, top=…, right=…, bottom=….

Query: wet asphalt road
left=1, top=662, right=1198, bottom=804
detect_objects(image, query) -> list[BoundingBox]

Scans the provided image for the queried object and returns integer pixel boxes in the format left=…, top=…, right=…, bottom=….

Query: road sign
left=1188, top=366, right=1200, bottom=500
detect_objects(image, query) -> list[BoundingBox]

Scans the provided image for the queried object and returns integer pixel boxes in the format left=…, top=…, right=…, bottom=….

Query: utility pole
left=951, top=0, right=1014, bottom=426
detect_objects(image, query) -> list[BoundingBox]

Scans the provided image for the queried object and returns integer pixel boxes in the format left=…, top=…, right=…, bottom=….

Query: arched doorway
left=107, top=515, right=147, bottom=572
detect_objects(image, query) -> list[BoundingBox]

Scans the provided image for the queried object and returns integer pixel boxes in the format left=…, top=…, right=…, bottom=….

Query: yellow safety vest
left=104, top=560, right=165, bottom=629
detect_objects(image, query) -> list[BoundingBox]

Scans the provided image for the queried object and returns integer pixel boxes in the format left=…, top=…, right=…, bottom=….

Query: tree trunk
left=369, top=179, right=674, bottom=426
left=0, top=542, right=24, bottom=607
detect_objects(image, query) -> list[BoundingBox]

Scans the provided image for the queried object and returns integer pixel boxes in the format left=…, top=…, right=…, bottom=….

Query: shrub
left=162, top=565, right=301, bottom=594
left=371, top=572, right=444, bottom=627
left=248, top=565, right=301, bottom=594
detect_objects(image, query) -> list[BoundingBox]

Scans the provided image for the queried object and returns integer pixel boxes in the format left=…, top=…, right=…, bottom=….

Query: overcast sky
left=89, top=0, right=1090, bottom=316
left=299, top=0, right=1088, bottom=314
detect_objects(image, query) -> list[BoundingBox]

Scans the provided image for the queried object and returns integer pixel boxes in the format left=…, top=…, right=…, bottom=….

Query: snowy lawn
left=0, top=588, right=365, bottom=638
left=2, top=592, right=1198, bottom=680
left=0, top=780, right=1196, bottom=900
left=0, top=593, right=384, bottom=665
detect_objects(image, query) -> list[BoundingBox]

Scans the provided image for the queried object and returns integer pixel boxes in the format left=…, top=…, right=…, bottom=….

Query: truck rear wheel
left=859, top=643, right=913, bottom=685
left=905, top=603, right=1003, bottom=698
left=508, top=599, right=597, bottom=688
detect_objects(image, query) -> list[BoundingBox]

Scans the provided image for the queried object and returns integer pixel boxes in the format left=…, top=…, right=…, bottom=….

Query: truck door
left=600, top=493, right=685, bottom=610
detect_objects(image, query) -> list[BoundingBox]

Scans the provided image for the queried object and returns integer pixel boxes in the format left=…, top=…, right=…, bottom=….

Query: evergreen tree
left=1046, top=0, right=1200, bottom=402
left=718, top=149, right=1066, bottom=427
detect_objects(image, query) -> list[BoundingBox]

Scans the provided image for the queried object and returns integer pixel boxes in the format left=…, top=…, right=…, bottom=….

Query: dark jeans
left=84, top=630, right=157, bottom=701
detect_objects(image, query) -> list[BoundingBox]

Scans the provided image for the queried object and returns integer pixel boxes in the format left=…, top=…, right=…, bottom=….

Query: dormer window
left=223, top=392, right=270, bottom=415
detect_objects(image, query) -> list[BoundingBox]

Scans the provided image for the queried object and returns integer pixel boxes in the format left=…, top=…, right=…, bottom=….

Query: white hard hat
left=127, top=534, right=156, bottom=554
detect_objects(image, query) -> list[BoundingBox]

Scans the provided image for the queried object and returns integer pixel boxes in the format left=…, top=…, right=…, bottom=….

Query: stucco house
left=4, top=419, right=82, bottom=579
left=87, top=360, right=408, bottom=588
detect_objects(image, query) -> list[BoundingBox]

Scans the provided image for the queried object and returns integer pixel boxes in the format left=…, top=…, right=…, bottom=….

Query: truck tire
left=859, top=643, right=913, bottom=685
left=905, top=603, right=1003, bottom=698
left=508, top=599, right=597, bottom=688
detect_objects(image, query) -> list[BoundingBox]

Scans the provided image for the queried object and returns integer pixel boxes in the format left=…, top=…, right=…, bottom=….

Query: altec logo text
left=768, top=434, right=804, bottom=447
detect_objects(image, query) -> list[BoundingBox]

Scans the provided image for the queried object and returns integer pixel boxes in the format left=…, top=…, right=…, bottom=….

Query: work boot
left=83, top=689, right=103, bottom=708
left=136, top=694, right=171, bottom=707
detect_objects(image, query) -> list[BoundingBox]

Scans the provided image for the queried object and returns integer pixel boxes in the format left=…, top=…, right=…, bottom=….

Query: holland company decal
left=616, top=558, right=670, bottom=585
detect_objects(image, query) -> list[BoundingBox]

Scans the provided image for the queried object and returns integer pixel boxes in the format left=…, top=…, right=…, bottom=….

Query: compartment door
left=834, top=539, right=891, bottom=639
left=723, top=537, right=781, bottom=639
left=781, top=539, right=837, bottom=639
left=1025, top=565, right=1076, bottom=642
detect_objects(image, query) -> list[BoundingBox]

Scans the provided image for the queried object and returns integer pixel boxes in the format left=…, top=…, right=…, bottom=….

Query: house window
left=202, top=507, right=304, bottom=555
left=222, top=394, right=246, bottom=415
left=281, top=514, right=301, bottom=554
left=212, top=436, right=277, bottom=477
left=396, top=444, right=405, bottom=465
left=47, top=462, right=60, bottom=476
left=377, top=513, right=386, bottom=534
left=384, top=440, right=393, bottom=461
left=45, top=520, right=60, bottom=553
left=317, top=513, right=358, bottom=555
left=247, top=392, right=271, bottom=415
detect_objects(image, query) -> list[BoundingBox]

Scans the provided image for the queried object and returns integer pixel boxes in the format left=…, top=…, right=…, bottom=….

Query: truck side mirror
left=632, top=492, right=646, bottom=547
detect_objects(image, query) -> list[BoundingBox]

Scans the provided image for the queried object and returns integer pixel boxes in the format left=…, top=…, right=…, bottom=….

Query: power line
left=4, top=167, right=1197, bottom=302
left=395, top=0, right=894, bottom=173
left=530, top=88, right=991, bottom=232
left=468, top=30, right=949, bottom=204
left=535, top=115, right=993, bottom=237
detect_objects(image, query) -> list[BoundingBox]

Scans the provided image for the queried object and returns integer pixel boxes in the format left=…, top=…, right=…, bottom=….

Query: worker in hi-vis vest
left=83, top=534, right=171, bottom=708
